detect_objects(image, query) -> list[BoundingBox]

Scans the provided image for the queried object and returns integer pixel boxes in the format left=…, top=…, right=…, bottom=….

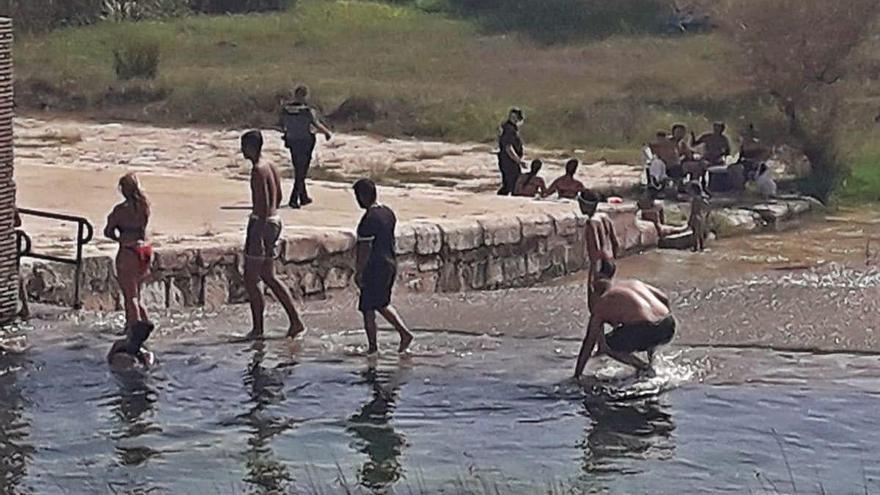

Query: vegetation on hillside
left=9, top=0, right=880, bottom=200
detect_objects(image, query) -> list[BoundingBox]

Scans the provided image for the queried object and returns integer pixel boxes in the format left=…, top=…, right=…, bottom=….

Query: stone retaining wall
left=22, top=198, right=817, bottom=311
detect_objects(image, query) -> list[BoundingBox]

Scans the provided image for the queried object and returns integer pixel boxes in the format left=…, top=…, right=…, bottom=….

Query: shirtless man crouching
left=574, top=274, right=675, bottom=379
left=240, top=130, right=306, bottom=340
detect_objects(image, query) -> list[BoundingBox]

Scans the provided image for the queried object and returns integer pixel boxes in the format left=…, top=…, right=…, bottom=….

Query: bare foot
left=234, top=330, right=264, bottom=342
left=287, top=319, right=306, bottom=340
left=398, top=332, right=414, bottom=354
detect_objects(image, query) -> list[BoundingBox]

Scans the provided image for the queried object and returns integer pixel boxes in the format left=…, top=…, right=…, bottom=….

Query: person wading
left=240, top=130, right=306, bottom=340
left=104, top=173, right=153, bottom=329
left=574, top=276, right=676, bottom=378
left=353, top=179, right=414, bottom=355
left=497, top=107, right=526, bottom=196
left=279, top=85, right=332, bottom=209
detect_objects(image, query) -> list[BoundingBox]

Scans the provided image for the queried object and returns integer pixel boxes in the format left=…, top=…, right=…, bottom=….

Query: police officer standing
left=497, top=107, right=526, bottom=195
left=279, top=85, right=333, bottom=209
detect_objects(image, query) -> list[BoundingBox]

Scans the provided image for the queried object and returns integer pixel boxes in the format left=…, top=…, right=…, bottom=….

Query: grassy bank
left=13, top=0, right=880, bottom=196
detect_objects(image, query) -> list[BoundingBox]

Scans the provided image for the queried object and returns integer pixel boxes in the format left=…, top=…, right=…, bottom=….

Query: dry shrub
left=710, top=0, right=880, bottom=200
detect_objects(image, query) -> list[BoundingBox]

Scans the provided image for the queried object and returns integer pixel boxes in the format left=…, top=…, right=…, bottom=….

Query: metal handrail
left=16, top=208, right=95, bottom=309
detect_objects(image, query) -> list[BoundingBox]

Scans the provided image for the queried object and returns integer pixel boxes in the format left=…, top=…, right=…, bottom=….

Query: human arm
left=606, top=217, right=621, bottom=259
left=271, top=165, right=283, bottom=210
left=311, top=109, right=332, bottom=140
left=355, top=214, right=375, bottom=288
left=250, top=169, right=269, bottom=218
left=536, top=178, right=547, bottom=197
left=574, top=313, right=605, bottom=378
left=505, top=145, right=524, bottom=166
left=543, top=178, right=559, bottom=198
left=103, top=208, right=119, bottom=242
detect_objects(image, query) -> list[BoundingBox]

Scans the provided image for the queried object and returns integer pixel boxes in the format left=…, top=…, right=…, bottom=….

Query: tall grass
left=12, top=0, right=880, bottom=200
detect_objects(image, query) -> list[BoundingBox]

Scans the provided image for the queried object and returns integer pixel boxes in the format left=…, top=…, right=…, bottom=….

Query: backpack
left=281, top=102, right=316, bottom=143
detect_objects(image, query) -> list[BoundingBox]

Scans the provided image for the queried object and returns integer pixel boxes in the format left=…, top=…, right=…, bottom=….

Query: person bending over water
left=353, top=179, right=414, bottom=355
left=104, top=173, right=153, bottom=328
left=574, top=278, right=675, bottom=378
left=240, top=130, right=306, bottom=340
left=544, top=159, right=587, bottom=199
left=108, top=320, right=156, bottom=368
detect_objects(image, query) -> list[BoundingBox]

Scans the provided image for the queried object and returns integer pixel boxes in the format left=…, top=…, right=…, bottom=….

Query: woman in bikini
left=104, top=173, right=153, bottom=328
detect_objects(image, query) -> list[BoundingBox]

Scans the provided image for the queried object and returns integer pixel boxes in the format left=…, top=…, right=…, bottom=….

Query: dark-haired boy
left=353, top=179, right=413, bottom=355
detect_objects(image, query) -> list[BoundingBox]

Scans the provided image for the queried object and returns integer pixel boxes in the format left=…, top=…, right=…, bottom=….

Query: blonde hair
left=119, top=173, right=150, bottom=219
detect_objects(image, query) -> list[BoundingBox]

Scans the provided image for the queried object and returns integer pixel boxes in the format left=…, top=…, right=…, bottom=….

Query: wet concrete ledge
left=22, top=198, right=820, bottom=311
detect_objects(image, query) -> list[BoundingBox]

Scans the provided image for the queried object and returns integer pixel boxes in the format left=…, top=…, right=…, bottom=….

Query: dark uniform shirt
left=280, top=102, right=319, bottom=143
left=498, top=121, right=523, bottom=164
left=357, top=204, right=397, bottom=270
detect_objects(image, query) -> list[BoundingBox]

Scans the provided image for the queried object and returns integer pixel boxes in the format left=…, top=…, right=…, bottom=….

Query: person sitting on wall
left=637, top=190, right=688, bottom=239
left=694, top=122, right=732, bottom=167
left=649, top=130, right=683, bottom=186
left=754, top=163, right=778, bottom=199
left=514, top=159, right=547, bottom=197
left=544, top=159, right=587, bottom=199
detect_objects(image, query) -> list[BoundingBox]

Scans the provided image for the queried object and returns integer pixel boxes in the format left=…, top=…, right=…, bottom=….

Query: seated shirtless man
left=108, top=320, right=156, bottom=368
left=544, top=159, right=586, bottom=199
left=574, top=278, right=675, bottom=378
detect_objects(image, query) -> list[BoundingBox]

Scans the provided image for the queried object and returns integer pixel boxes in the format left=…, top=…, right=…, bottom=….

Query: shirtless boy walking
left=240, top=130, right=306, bottom=340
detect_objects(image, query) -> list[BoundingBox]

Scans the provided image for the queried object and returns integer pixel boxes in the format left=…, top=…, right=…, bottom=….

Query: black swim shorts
left=359, top=263, right=397, bottom=312
left=605, top=315, right=676, bottom=354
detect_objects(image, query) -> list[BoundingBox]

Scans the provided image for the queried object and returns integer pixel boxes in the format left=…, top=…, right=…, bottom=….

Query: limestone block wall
left=21, top=198, right=815, bottom=311
left=22, top=204, right=657, bottom=311
left=0, top=18, right=14, bottom=323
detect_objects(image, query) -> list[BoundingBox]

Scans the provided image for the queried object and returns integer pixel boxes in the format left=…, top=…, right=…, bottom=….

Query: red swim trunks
left=129, top=244, right=153, bottom=276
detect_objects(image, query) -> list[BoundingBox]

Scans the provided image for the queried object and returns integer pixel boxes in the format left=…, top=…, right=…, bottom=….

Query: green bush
left=113, top=36, right=160, bottom=80
left=0, top=0, right=103, bottom=32
left=442, top=0, right=671, bottom=43
left=189, top=0, right=294, bottom=14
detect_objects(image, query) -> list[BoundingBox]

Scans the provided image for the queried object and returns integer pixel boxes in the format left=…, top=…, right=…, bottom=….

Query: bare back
left=595, top=280, right=669, bottom=326
left=107, top=202, right=149, bottom=247
left=251, top=163, right=283, bottom=219
left=586, top=216, right=618, bottom=264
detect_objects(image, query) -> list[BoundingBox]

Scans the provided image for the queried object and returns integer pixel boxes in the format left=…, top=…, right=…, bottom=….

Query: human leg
left=116, top=251, right=141, bottom=327
left=377, top=306, right=413, bottom=353
left=362, top=310, right=379, bottom=354
left=244, top=257, right=265, bottom=338
left=260, top=259, right=305, bottom=338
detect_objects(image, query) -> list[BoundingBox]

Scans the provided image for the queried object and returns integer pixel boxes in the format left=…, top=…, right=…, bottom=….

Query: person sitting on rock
left=739, top=123, right=770, bottom=177
left=694, top=122, right=731, bottom=166
left=754, top=163, right=777, bottom=199
left=544, top=159, right=587, bottom=199
left=637, top=190, right=688, bottom=239
left=108, top=320, right=156, bottom=368
left=649, top=130, right=683, bottom=184
left=672, top=124, right=708, bottom=190
left=514, top=159, right=547, bottom=197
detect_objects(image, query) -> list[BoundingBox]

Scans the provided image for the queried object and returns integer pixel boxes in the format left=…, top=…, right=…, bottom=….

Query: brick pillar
left=0, top=18, right=15, bottom=324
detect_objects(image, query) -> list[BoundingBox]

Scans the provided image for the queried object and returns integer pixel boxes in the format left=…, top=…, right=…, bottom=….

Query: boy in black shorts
left=352, top=179, right=414, bottom=355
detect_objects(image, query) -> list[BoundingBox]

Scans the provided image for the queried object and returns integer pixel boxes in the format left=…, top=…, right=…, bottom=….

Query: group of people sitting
left=647, top=121, right=777, bottom=199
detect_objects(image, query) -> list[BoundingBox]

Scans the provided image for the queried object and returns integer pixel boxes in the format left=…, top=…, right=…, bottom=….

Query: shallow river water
left=2, top=211, right=880, bottom=494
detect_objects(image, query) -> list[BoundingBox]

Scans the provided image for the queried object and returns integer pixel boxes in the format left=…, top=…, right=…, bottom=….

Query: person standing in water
left=240, top=130, right=306, bottom=340
left=353, top=179, right=414, bottom=355
left=279, top=85, right=333, bottom=209
left=497, top=107, right=526, bottom=196
left=107, top=320, right=156, bottom=368
left=577, top=190, right=620, bottom=310
left=574, top=277, right=675, bottom=378
left=104, top=173, right=153, bottom=329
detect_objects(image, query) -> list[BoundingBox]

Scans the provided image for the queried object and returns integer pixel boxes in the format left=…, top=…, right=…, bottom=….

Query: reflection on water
left=241, top=341, right=294, bottom=492
left=0, top=353, right=31, bottom=494
left=6, top=213, right=880, bottom=493
left=581, top=396, right=675, bottom=475
left=110, top=370, right=160, bottom=467
left=346, top=364, right=408, bottom=492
